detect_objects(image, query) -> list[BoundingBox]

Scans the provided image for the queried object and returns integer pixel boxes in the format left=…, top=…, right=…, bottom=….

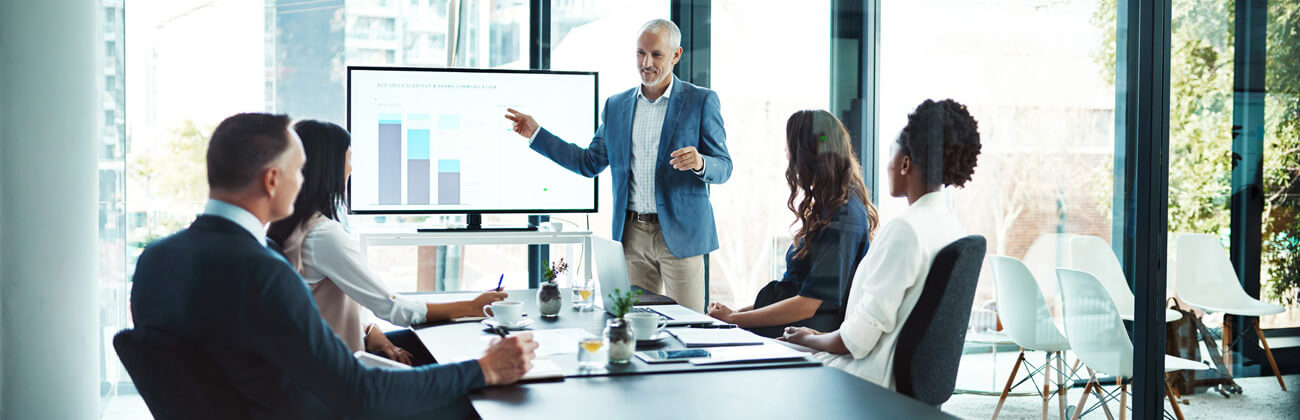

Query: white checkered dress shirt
left=627, top=82, right=673, bottom=214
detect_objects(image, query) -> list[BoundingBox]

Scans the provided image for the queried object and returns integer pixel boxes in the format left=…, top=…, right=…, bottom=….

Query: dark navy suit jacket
left=130, top=215, right=484, bottom=419
left=530, top=77, right=732, bottom=258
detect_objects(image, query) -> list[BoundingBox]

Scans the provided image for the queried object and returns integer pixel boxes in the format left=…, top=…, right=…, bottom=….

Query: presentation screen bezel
left=346, top=65, right=599, bottom=216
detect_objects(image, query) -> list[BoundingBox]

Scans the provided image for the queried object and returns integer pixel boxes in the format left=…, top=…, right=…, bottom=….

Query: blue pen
left=495, top=274, right=504, bottom=291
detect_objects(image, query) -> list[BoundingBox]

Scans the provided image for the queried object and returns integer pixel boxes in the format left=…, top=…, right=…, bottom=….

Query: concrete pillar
left=0, top=0, right=102, bottom=418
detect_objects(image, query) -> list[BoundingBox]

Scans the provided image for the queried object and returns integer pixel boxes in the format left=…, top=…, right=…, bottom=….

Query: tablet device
left=635, top=349, right=711, bottom=364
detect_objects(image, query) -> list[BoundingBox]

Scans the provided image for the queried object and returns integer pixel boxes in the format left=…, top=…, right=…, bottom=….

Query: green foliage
left=127, top=120, right=212, bottom=245
left=541, top=258, right=569, bottom=282
left=605, top=288, right=642, bottom=319
left=129, top=120, right=210, bottom=206
left=1262, top=0, right=1300, bottom=306
left=1093, top=0, right=1300, bottom=306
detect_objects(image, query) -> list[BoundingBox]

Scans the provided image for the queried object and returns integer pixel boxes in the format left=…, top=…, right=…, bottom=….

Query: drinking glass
left=577, top=337, right=606, bottom=369
left=572, top=276, right=596, bottom=311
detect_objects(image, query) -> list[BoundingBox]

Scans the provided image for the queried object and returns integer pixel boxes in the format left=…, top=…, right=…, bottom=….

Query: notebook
left=520, top=359, right=564, bottom=382
left=688, top=342, right=809, bottom=365
left=667, top=327, right=766, bottom=347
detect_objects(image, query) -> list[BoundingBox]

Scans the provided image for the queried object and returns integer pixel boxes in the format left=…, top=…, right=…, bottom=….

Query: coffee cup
left=625, top=312, right=668, bottom=340
left=483, top=301, right=524, bottom=326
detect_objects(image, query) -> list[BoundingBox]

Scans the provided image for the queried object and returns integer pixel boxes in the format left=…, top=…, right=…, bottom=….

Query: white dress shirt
left=625, top=78, right=673, bottom=213
left=528, top=78, right=703, bottom=214
left=298, top=217, right=427, bottom=326
left=203, top=199, right=266, bottom=246
left=815, top=191, right=966, bottom=389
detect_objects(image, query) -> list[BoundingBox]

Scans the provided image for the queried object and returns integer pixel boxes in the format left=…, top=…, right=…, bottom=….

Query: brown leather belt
left=627, top=210, right=659, bottom=224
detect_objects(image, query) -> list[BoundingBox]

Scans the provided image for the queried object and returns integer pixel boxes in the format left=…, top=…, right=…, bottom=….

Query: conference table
left=406, top=289, right=957, bottom=419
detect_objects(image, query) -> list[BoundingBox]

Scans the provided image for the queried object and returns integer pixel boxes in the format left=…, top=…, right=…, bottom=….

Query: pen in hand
left=493, top=325, right=511, bottom=338
left=495, top=274, right=504, bottom=292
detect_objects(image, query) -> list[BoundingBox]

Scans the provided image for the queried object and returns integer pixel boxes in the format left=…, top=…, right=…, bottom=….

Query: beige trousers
left=621, top=216, right=706, bottom=312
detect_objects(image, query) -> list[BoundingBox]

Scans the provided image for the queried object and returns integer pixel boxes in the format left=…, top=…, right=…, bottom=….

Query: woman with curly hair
left=706, top=110, right=878, bottom=337
left=782, top=99, right=982, bottom=389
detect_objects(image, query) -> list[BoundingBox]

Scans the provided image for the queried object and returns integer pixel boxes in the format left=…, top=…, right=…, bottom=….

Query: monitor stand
left=417, top=213, right=538, bottom=232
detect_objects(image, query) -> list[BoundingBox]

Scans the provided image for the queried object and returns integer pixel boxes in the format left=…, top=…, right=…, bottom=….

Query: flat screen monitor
left=347, top=66, right=598, bottom=215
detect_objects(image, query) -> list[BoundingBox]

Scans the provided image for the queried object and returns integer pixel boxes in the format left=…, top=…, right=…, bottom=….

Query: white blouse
left=815, top=191, right=966, bottom=389
left=299, top=218, right=427, bottom=326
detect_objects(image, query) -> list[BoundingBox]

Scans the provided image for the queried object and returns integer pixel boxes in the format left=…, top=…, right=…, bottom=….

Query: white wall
left=0, top=0, right=101, bottom=418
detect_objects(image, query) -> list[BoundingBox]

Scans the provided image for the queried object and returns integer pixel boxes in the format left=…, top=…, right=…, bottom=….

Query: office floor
left=943, top=350, right=1299, bottom=419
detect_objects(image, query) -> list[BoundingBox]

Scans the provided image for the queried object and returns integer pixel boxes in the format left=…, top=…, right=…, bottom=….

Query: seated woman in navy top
left=707, top=110, right=878, bottom=337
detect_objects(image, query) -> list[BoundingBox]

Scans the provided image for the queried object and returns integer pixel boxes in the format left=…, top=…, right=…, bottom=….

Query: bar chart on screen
left=349, top=68, right=598, bottom=214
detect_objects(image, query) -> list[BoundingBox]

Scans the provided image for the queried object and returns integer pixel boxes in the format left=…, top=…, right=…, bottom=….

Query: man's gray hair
left=640, top=18, right=681, bottom=49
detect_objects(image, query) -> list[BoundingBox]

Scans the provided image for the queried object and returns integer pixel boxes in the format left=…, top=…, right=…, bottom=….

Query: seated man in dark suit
left=130, top=112, right=538, bottom=419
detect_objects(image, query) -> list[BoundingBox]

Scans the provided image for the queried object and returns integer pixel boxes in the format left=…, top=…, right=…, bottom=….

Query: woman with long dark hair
left=706, top=110, right=878, bottom=337
left=268, top=120, right=506, bottom=365
left=782, top=99, right=982, bottom=388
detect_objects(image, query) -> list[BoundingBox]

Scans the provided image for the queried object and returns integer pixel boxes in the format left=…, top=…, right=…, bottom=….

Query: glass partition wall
left=101, top=1, right=1293, bottom=418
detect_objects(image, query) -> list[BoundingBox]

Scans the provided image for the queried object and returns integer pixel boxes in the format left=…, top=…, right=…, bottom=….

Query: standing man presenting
left=505, top=19, right=731, bottom=312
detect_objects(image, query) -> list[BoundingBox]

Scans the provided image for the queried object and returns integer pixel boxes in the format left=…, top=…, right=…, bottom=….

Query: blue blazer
left=530, top=77, right=732, bottom=258
left=130, top=215, right=483, bottom=419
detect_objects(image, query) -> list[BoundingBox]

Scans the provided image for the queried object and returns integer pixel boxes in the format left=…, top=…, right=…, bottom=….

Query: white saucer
left=636, top=332, right=668, bottom=343
left=481, top=318, right=534, bottom=330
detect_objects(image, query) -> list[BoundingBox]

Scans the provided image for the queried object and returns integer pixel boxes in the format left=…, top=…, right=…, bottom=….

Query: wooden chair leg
left=1253, top=319, right=1288, bottom=391
left=1057, top=352, right=1067, bottom=420
left=1087, top=368, right=1115, bottom=420
left=1043, top=355, right=1052, bottom=420
left=1118, top=377, right=1127, bottom=420
left=992, top=351, right=1026, bottom=420
left=1223, top=314, right=1234, bottom=376
left=1072, top=380, right=1094, bottom=420
left=1165, top=383, right=1186, bottom=420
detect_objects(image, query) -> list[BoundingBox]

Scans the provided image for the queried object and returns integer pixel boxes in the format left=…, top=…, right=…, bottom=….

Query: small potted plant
left=536, top=259, right=567, bottom=318
left=603, top=288, right=642, bottom=364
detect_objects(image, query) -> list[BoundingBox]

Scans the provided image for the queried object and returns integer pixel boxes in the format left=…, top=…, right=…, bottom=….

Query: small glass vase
left=604, top=318, right=635, bottom=364
left=537, top=280, right=562, bottom=318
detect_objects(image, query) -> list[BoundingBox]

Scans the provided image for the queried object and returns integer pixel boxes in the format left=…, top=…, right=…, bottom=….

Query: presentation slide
left=347, top=67, right=597, bottom=213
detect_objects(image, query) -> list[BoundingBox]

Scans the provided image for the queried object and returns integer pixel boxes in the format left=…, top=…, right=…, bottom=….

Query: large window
left=707, top=0, right=832, bottom=307
left=1261, top=0, right=1300, bottom=329
left=876, top=0, right=1118, bottom=398
left=99, top=0, right=127, bottom=411
left=879, top=0, right=1115, bottom=317
left=543, top=0, right=670, bottom=291
left=117, top=0, right=529, bottom=397
left=1162, top=0, right=1299, bottom=330
left=1166, top=0, right=1233, bottom=326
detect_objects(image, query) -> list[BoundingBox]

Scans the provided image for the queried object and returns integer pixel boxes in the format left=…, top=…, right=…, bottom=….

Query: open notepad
left=519, top=359, right=564, bottom=381
left=666, top=327, right=766, bottom=347
left=423, top=328, right=591, bottom=382
left=688, top=342, right=809, bottom=365
left=354, top=350, right=563, bottom=381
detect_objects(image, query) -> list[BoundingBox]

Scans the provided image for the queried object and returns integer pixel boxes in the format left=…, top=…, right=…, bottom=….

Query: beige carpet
left=943, top=374, right=1300, bottom=419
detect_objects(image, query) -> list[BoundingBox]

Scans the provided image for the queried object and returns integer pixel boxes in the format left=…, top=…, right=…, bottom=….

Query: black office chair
left=113, top=328, right=250, bottom=420
left=892, top=235, right=986, bottom=407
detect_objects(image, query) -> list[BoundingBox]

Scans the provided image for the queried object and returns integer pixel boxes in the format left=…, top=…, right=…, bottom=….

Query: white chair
left=989, top=256, right=1076, bottom=420
left=1022, top=234, right=1077, bottom=317
left=1068, top=235, right=1183, bottom=323
left=1174, top=233, right=1287, bottom=391
left=1056, top=268, right=1205, bottom=420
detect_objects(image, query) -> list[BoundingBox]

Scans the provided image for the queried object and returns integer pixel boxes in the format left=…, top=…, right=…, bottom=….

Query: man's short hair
left=640, top=18, right=681, bottom=49
left=206, top=113, right=293, bottom=191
